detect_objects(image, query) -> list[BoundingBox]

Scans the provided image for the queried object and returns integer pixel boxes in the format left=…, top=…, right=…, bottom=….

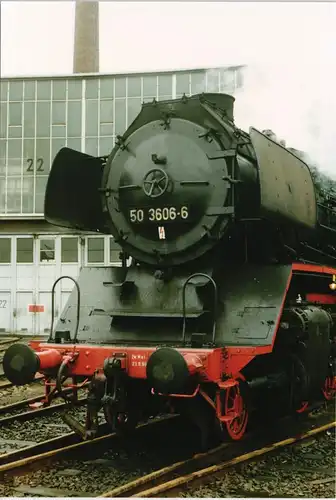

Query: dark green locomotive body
left=45, top=93, right=335, bottom=268
left=4, top=94, right=335, bottom=444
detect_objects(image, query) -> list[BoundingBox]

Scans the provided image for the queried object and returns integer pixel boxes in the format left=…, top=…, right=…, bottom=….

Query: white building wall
left=0, top=234, right=122, bottom=336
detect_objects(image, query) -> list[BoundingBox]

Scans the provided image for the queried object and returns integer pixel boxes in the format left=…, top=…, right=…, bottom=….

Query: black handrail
left=181, top=273, right=218, bottom=345
left=48, top=276, right=81, bottom=343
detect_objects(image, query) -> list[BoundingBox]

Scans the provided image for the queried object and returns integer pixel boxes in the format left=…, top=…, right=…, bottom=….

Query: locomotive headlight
left=146, top=347, right=204, bottom=394
left=329, top=275, right=336, bottom=291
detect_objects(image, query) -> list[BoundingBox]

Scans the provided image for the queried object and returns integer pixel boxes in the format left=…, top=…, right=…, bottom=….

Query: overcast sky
left=1, top=1, right=336, bottom=176
left=1, top=1, right=335, bottom=76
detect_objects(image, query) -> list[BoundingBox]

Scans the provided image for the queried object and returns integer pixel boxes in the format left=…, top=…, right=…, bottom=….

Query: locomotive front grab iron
left=4, top=93, right=336, bottom=448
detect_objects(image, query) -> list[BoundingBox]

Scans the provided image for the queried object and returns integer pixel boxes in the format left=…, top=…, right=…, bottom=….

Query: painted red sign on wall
left=28, top=305, right=45, bottom=313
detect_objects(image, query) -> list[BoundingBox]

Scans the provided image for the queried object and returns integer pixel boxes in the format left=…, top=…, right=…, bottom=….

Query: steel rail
left=0, top=394, right=54, bottom=414
left=0, top=374, right=44, bottom=390
left=0, top=415, right=177, bottom=477
left=0, top=398, right=87, bottom=426
left=100, top=419, right=336, bottom=498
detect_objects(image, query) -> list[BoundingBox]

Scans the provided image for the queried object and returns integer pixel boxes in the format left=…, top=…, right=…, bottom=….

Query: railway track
left=0, top=373, right=44, bottom=390
left=0, top=414, right=177, bottom=478
left=0, top=392, right=89, bottom=457
left=0, top=403, right=334, bottom=498
left=0, top=393, right=87, bottom=426
left=0, top=337, right=22, bottom=351
left=99, top=413, right=336, bottom=498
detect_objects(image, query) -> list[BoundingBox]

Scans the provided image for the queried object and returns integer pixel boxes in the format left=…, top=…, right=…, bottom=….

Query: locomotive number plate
left=129, top=206, right=189, bottom=223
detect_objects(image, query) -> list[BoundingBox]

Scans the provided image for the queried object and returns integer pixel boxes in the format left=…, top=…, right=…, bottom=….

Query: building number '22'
left=129, top=206, right=189, bottom=223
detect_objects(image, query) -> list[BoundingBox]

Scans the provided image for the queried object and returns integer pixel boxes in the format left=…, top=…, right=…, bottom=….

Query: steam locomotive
left=4, top=93, right=336, bottom=448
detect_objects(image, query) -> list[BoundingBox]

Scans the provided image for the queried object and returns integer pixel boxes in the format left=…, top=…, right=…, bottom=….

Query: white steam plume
left=232, top=63, right=336, bottom=179
left=197, top=64, right=336, bottom=179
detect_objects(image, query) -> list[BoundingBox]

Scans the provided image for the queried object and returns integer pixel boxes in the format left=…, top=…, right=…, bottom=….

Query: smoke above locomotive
left=45, top=93, right=336, bottom=267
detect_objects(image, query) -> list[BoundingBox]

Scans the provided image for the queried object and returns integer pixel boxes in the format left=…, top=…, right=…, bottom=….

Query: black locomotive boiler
left=4, top=93, right=336, bottom=448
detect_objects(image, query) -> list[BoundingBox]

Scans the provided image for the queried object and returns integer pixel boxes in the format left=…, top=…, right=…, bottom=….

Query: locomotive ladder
left=181, top=273, right=218, bottom=346
left=49, top=276, right=81, bottom=343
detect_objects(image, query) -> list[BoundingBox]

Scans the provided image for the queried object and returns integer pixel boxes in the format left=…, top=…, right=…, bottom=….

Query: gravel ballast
left=182, top=428, right=335, bottom=498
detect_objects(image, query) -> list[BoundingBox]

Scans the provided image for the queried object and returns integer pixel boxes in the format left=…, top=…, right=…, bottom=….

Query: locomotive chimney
left=73, top=1, right=99, bottom=73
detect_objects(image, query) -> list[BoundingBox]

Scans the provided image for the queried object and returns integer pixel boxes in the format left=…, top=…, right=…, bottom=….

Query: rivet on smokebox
left=86, top=365, right=90, bottom=370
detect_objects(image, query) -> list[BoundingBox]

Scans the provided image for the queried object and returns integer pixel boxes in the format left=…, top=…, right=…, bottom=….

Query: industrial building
left=0, top=65, right=245, bottom=335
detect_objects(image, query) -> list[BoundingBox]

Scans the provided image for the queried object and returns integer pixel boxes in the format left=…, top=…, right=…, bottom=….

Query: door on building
left=15, top=236, right=35, bottom=335
left=0, top=236, right=12, bottom=334
left=0, top=292, right=11, bottom=334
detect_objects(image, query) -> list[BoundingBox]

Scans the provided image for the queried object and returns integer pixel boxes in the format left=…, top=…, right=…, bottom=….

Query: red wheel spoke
left=322, top=375, right=336, bottom=401
left=223, top=379, right=248, bottom=441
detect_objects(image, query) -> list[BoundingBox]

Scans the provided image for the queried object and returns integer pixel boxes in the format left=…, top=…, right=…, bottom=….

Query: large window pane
left=52, top=138, right=66, bottom=161
left=99, top=137, right=113, bottom=156
left=85, top=78, right=99, bottom=99
left=23, top=102, right=35, bottom=137
left=100, top=123, right=113, bottom=136
left=40, top=238, right=55, bottom=262
left=85, top=138, right=98, bottom=156
left=9, top=81, right=23, bottom=101
left=100, top=99, right=113, bottom=124
left=127, top=98, right=141, bottom=127
left=66, top=138, right=81, bottom=151
left=0, top=139, right=5, bottom=157
left=115, top=99, right=126, bottom=135
left=100, top=78, right=114, bottom=99
left=143, top=76, right=157, bottom=97
left=87, top=237, right=104, bottom=263
left=110, top=238, right=121, bottom=263
left=23, top=139, right=35, bottom=176
left=115, top=78, right=126, bottom=98
left=17, top=238, right=34, bottom=263
left=52, top=80, right=66, bottom=100
left=0, top=181, right=5, bottom=211
left=35, top=176, right=48, bottom=213
left=127, top=76, right=141, bottom=97
left=0, top=81, right=8, bottom=101
left=52, top=101, right=66, bottom=124
left=22, top=177, right=34, bottom=213
left=52, top=125, right=66, bottom=138
left=191, top=72, right=205, bottom=94
left=85, top=100, right=98, bottom=136
left=61, top=237, right=78, bottom=263
left=176, top=73, right=190, bottom=95
left=8, top=139, right=22, bottom=161
left=0, top=103, right=7, bottom=138
left=0, top=238, right=11, bottom=264
left=68, top=80, right=82, bottom=99
left=235, top=67, right=244, bottom=90
left=158, top=75, right=172, bottom=97
left=220, top=69, right=235, bottom=92
left=7, top=177, right=22, bottom=212
left=8, top=126, right=22, bottom=139
left=36, top=102, right=51, bottom=137
left=67, top=101, right=82, bottom=137
left=9, top=102, right=22, bottom=126
left=36, top=139, right=50, bottom=174
left=37, top=81, right=51, bottom=100
left=24, top=81, right=36, bottom=100
left=7, top=158, right=21, bottom=176
left=206, top=70, right=220, bottom=93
